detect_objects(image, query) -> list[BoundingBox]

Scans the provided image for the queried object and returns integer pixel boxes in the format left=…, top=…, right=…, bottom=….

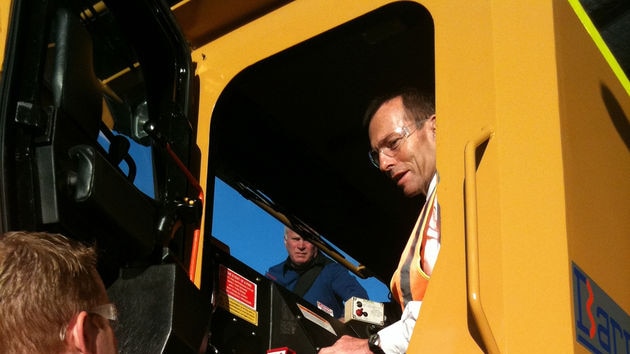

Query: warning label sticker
left=297, top=303, right=336, bottom=336
left=219, top=264, right=257, bottom=309
left=217, top=292, right=259, bottom=326
left=218, top=265, right=259, bottom=326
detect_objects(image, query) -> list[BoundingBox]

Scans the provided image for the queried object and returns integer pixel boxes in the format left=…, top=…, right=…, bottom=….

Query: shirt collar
left=426, top=172, right=439, bottom=200
left=282, top=252, right=326, bottom=274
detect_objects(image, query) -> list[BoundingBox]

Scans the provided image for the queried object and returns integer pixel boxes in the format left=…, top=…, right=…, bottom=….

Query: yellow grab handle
left=464, top=125, right=500, bottom=354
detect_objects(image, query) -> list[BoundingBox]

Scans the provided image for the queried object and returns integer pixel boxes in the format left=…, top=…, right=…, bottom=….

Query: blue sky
left=211, top=178, right=391, bottom=303
left=109, top=132, right=391, bottom=303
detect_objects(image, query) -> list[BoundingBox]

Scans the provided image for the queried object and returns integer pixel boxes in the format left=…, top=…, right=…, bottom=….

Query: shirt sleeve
left=377, top=300, right=422, bottom=354
left=330, top=264, right=369, bottom=301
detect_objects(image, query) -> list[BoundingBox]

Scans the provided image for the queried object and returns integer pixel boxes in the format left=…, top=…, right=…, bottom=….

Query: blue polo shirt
left=266, top=253, right=369, bottom=318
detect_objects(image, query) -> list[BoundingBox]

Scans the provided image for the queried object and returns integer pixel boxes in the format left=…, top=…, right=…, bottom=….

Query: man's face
left=284, top=229, right=317, bottom=266
left=368, top=96, right=436, bottom=197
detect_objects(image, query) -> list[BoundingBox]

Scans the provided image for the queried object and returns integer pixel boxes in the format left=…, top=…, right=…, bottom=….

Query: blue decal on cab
left=572, top=262, right=630, bottom=354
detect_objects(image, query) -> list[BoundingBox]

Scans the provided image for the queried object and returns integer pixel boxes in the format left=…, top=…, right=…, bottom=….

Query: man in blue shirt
left=266, top=227, right=368, bottom=319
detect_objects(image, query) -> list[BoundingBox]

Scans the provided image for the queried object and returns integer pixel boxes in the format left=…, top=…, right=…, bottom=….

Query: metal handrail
left=464, top=125, right=500, bottom=354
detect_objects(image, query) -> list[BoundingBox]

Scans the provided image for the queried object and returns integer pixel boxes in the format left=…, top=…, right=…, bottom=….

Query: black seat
left=38, top=6, right=158, bottom=283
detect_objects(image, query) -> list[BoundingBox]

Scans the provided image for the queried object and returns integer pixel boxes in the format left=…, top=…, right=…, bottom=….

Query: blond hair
left=0, top=231, right=101, bottom=353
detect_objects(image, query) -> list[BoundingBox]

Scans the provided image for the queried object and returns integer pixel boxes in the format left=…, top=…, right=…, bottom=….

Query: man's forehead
left=285, top=229, right=300, bottom=238
left=370, top=100, right=408, bottom=139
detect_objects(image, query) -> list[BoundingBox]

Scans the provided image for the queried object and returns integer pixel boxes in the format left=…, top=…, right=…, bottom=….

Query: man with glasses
left=320, top=88, right=438, bottom=354
left=0, top=231, right=118, bottom=354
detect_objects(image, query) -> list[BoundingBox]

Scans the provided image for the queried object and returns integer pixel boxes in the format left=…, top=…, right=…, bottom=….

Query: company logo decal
left=572, top=262, right=630, bottom=354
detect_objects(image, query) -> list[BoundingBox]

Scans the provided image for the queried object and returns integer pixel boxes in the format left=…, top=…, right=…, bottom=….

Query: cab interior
left=0, top=0, right=435, bottom=288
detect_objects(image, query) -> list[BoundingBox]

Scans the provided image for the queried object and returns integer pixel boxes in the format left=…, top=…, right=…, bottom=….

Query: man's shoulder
left=266, top=260, right=287, bottom=279
left=268, top=260, right=286, bottom=272
left=319, top=259, right=351, bottom=276
left=315, top=253, right=335, bottom=266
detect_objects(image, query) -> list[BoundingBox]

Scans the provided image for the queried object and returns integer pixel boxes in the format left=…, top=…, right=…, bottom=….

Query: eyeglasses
left=88, top=303, right=118, bottom=329
left=368, top=125, right=416, bottom=168
left=60, top=303, right=119, bottom=340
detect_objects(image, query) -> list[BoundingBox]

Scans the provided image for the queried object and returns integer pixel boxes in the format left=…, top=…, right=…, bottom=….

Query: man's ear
left=427, top=114, right=437, bottom=139
left=67, top=311, right=92, bottom=353
left=428, top=114, right=436, bottom=130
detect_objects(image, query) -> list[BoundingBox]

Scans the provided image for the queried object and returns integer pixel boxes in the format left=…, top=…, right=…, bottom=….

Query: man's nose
left=379, top=153, right=396, bottom=171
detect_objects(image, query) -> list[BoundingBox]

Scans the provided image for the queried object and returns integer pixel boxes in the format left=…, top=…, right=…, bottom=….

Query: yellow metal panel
left=190, top=0, right=629, bottom=351
left=555, top=1, right=630, bottom=352
left=567, top=0, right=630, bottom=96
left=500, top=7, right=573, bottom=354
left=0, top=0, right=11, bottom=77
left=490, top=2, right=574, bottom=353
left=171, top=0, right=291, bottom=48
left=415, top=1, right=498, bottom=352
left=557, top=0, right=630, bottom=301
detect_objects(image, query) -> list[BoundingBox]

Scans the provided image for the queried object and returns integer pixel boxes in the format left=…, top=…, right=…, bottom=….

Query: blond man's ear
left=65, top=311, right=94, bottom=354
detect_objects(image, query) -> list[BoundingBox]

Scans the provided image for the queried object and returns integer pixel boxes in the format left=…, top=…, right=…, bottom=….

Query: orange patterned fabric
left=390, top=179, right=439, bottom=310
